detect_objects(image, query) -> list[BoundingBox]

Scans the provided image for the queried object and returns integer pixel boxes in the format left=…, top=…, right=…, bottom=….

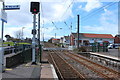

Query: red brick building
left=114, top=35, right=120, bottom=44
left=52, top=39, right=60, bottom=43
left=70, top=33, right=114, bottom=47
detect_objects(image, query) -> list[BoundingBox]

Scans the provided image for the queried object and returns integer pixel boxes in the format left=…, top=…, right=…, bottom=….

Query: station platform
left=1, top=62, right=58, bottom=80
left=2, top=62, right=41, bottom=80
left=90, top=49, right=120, bottom=62
left=40, top=63, right=58, bottom=80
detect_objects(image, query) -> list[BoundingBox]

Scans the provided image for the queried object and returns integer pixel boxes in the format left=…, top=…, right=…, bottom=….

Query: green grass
left=2, top=42, right=31, bottom=47
left=3, top=42, right=14, bottom=46
left=17, top=42, right=31, bottom=45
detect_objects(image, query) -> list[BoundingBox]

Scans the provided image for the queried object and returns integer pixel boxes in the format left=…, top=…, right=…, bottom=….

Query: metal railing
left=4, top=44, right=31, bottom=55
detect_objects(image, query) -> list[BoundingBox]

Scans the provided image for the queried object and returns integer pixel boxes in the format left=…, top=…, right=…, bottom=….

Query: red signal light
left=30, top=2, right=40, bottom=14
left=34, top=9, right=36, bottom=12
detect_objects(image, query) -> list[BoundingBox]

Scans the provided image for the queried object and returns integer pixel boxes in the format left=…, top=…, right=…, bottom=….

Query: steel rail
left=48, top=50, right=86, bottom=79
left=67, top=51, right=120, bottom=74
left=48, top=50, right=64, bottom=80
left=54, top=50, right=86, bottom=79
left=63, top=51, right=119, bottom=79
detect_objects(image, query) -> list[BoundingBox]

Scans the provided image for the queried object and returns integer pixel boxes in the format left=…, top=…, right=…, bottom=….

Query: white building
left=60, top=37, right=63, bottom=44
left=70, top=33, right=114, bottom=47
left=63, top=36, right=70, bottom=47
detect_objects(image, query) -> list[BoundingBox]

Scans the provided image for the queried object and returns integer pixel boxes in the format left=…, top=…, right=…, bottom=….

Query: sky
left=0, top=0, right=119, bottom=41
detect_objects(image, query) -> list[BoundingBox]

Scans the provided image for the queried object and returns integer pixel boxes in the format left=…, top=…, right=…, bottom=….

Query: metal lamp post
left=0, top=0, right=5, bottom=73
left=22, top=27, right=25, bottom=40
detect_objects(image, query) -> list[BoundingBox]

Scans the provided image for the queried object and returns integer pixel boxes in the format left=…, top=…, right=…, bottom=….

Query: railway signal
left=30, top=2, right=40, bottom=14
left=30, top=2, right=40, bottom=64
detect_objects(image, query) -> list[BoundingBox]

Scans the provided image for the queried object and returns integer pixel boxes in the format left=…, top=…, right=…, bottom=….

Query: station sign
left=0, top=9, right=7, bottom=23
left=0, top=0, right=4, bottom=2
left=4, top=5, right=20, bottom=10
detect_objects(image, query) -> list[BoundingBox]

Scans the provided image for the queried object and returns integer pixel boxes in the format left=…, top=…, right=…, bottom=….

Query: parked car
left=108, top=44, right=120, bottom=49
left=114, top=44, right=120, bottom=49
left=107, top=44, right=113, bottom=49
left=115, top=45, right=118, bottom=49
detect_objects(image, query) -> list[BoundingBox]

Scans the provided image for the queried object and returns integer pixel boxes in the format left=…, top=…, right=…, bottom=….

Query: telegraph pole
left=38, top=13, right=40, bottom=42
left=38, top=13, right=41, bottom=62
left=55, top=33, right=56, bottom=39
left=70, top=22, right=72, bottom=33
left=77, top=15, right=80, bottom=49
left=70, top=22, right=72, bottom=46
left=118, top=1, right=120, bottom=35
left=43, top=33, right=44, bottom=44
left=32, top=14, right=37, bottom=64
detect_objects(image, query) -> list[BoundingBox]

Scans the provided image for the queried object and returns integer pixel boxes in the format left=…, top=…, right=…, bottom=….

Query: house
left=70, top=33, right=114, bottom=47
left=63, top=36, right=70, bottom=47
left=52, top=38, right=60, bottom=44
left=48, top=37, right=54, bottom=43
left=114, top=34, right=120, bottom=44
left=60, top=37, right=63, bottom=44
left=59, top=36, right=70, bottom=47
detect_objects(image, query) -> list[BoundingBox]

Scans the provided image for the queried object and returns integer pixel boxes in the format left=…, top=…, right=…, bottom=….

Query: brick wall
left=114, top=36, right=120, bottom=43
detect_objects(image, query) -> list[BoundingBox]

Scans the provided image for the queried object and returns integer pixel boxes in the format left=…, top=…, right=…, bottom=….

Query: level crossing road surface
left=44, top=48, right=119, bottom=57
left=43, top=48, right=68, bottom=51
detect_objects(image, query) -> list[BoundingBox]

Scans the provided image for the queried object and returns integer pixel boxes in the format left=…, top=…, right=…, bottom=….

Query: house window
left=100, top=39, right=102, bottom=40
left=92, top=39, right=94, bottom=40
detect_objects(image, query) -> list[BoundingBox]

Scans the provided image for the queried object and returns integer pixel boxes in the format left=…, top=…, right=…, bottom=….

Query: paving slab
left=40, top=63, right=58, bottom=80
left=2, top=62, right=41, bottom=80
left=98, top=49, right=119, bottom=58
left=0, top=73, right=2, bottom=80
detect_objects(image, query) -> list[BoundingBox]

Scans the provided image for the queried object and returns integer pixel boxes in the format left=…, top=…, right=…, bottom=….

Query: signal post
left=30, top=2, right=40, bottom=64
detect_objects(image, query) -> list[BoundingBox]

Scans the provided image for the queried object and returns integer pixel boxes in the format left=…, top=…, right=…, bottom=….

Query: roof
left=64, top=36, right=70, bottom=40
left=115, top=34, right=120, bottom=38
left=52, top=39, right=60, bottom=40
left=71, top=33, right=114, bottom=39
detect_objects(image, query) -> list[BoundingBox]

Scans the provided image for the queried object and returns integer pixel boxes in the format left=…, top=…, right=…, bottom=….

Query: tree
left=5, top=35, right=12, bottom=41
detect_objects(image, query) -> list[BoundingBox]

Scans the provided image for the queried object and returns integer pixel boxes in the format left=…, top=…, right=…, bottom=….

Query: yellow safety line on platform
left=25, top=64, right=41, bottom=67
left=25, top=64, right=29, bottom=67
left=31, top=65, right=39, bottom=67
left=5, top=69, right=12, bottom=71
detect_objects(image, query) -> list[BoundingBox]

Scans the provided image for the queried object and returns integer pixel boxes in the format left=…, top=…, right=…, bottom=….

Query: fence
left=91, top=42, right=108, bottom=52
left=6, top=44, right=32, bottom=68
left=4, top=44, right=31, bottom=55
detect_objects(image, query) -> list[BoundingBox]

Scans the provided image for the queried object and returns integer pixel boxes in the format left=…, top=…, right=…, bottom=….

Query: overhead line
left=81, top=2, right=115, bottom=20
left=82, top=2, right=117, bottom=23
left=52, top=21, right=58, bottom=29
left=60, top=0, right=75, bottom=19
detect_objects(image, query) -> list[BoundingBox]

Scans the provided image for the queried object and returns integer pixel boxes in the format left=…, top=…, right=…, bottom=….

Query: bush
left=79, top=46, right=87, bottom=52
left=73, top=46, right=87, bottom=53
left=73, top=48, right=79, bottom=53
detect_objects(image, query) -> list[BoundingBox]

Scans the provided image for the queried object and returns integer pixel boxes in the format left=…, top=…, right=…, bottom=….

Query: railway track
left=44, top=42, right=58, bottom=48
left=62, top=50, right=120, bottom=79
left=44, top=43, right=119, bottom=79
left=48, top=50, right=85, bottom=80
